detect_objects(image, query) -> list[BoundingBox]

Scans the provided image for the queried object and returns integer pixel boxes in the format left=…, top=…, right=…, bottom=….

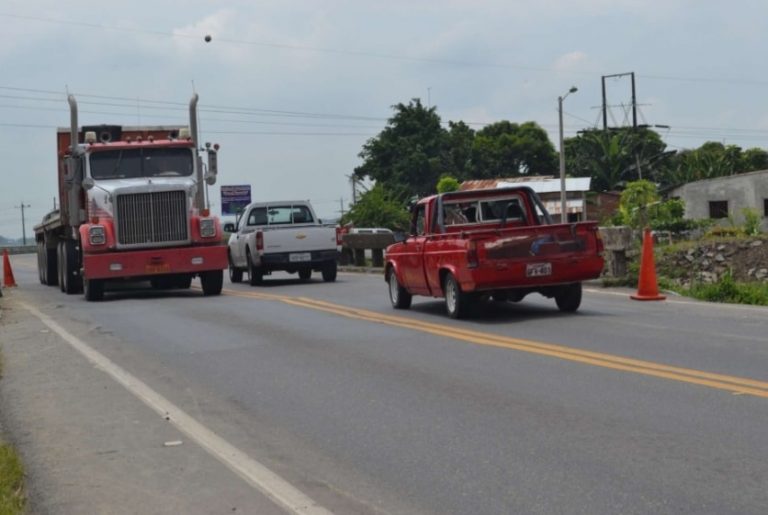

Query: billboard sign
left=221, top=185, right=251, bottom=216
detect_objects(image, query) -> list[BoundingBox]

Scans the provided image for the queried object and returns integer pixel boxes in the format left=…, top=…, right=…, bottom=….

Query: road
left=1, top=252, right=768, bottom=514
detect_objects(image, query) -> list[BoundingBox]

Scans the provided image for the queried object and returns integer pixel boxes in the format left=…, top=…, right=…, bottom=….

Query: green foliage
left=661, top=142, right=768, bottom=189
left=742, top=208, right=762, bottom=236
left=618, top=180, right=660, bottom=228
left=340, top=183, right=411, bottom=231
left=0, top=442, right=25, bottom=514
left=354, top=99, right=447, bottom=200
left=436, top=175, right=460, bottom=193
left=686, top=270, right=768, bottom=305
left=471, top=121, right=557, bottom=178
left=565, top=127, right=668, bottom=191
left=705, top=226, right=745, bottom=239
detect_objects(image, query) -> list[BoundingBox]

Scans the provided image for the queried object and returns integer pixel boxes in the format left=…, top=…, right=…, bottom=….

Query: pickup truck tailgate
left=467, top=222, right=604, bottom=289
left=262, top=226, right=337, bottom=254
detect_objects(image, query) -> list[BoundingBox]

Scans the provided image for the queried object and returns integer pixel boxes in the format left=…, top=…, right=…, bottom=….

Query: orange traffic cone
left=3, top=249, right=17, bottom=288
left=631, top=228, right=665, bottom=301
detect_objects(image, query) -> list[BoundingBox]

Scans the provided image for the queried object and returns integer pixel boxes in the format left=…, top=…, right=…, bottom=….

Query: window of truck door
left=403, top=204, right=430, bottom=294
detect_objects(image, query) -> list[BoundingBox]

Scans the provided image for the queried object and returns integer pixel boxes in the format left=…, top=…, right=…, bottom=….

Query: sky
left=2, top=0, right=768, bottom=238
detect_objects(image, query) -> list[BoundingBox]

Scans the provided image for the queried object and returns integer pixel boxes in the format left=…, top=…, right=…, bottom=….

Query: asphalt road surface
left=1, top=253, right=767, bottom=514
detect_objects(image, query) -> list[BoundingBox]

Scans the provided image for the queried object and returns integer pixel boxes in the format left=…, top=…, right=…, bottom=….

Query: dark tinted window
left=90, top=147, right=194, bottom=179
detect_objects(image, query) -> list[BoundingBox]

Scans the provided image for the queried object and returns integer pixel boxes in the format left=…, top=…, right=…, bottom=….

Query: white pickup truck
left=224, top=200, right=340, bottom=285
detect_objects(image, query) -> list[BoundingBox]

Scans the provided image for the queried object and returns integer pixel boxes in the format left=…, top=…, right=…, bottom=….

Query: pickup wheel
left=228, top=252, right=243, bottom=283
left=247, top=249, right=263, bottom=286
left=299, top=268, right=312, bottom=281
left=321, top=261, right=337, bottom=283
left=200, top=270, right=223, bottom=296
left=444, top=273, right=469, bottom=319
left=84, top=278, right=104, bottom=302
left=555, top=282, right=582, bottom=313
left=387, top=269, right=412, bottom=309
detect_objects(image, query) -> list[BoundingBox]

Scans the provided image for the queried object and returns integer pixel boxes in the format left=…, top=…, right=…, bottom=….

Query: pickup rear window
left=247, top=205, right=314, bottom=226
left=442, top=195, right=527, bottom=226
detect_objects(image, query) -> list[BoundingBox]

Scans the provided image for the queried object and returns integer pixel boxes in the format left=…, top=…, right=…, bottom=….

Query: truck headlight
left=89, top=225, right=106, bottom=245
left=199, top=218, right=216, bottom=238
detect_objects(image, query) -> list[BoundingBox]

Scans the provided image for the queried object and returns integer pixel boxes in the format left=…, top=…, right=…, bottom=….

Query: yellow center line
left=219, top=287, right=768, bottom=399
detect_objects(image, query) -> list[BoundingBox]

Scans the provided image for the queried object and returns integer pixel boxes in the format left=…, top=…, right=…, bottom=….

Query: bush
left=686, top=270, right=768, bottom=305
left=742, top=208, right=762, bottom=236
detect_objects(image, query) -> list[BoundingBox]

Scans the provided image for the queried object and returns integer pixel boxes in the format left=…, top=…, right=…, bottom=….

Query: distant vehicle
left=349, top=228, right=393, bottom=235
left=33, top=94, right=227, bottom=301
left=225, top=200, right=341, bottom=284
left=384, top=186, right=605, bottom=318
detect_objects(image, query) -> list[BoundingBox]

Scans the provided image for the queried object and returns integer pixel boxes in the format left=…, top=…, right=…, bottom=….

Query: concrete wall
left=670, top=170, right=768, bottom=230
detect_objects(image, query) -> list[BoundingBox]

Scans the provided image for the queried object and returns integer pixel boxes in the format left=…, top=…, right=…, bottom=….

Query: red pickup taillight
left=595, top=229, right=605, bottom=256
left=467, top=240, right=479, bottom=268
left=256, top=231, right=264, bottom=251
left=335, top=226, right=343, bottom=246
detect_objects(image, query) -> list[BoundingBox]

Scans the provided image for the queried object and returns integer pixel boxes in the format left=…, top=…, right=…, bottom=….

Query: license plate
left=145, top=263, right=171, bottom=274
left=289, top=252, right=312, bottom=262
left=526, top=262, right=552, bottom=277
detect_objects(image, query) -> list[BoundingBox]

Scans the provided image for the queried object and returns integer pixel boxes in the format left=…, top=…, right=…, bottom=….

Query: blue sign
left=221, top=185, right=251, bottom=215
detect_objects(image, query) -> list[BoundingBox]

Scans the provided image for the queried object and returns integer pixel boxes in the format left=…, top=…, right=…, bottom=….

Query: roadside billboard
left=221, top=185, right=251, bottom=216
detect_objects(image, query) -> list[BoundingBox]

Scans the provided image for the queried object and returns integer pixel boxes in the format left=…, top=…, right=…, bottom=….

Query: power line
left=3, top=12, right=768, bottom=88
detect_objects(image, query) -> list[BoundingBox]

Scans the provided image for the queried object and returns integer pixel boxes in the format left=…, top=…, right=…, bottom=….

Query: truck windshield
left=89, top=148, right=194, bottom=180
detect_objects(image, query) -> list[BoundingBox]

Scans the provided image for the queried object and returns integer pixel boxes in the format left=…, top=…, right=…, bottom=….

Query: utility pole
left=16, top=201, right=31, bottom=245
left=339, top=197, right=345, bottom=219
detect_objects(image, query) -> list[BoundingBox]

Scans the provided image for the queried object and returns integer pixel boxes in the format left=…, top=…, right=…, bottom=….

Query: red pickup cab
left=384, top=186, right=605, bottom=318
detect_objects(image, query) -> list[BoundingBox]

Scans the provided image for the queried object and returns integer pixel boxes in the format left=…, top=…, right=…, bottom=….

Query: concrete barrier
left=341, top=233, right=395, bottom=267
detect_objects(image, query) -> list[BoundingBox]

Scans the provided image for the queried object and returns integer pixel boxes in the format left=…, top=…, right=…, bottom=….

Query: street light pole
left=558, top=86, right=577, bottom=224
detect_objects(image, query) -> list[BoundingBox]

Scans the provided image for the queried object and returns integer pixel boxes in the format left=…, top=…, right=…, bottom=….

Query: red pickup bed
left=384, top=186, right=605, bottom=318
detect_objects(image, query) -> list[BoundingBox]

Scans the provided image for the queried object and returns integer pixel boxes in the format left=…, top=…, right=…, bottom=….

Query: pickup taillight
left=335, top=226, right=343, bottom=246
left=467, top=240, right=479, bottom=268
left=256, top=231, right=264, bottom=251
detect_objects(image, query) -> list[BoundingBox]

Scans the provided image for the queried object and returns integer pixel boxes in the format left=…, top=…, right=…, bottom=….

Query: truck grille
left=115, top=191, right=189, bottom=247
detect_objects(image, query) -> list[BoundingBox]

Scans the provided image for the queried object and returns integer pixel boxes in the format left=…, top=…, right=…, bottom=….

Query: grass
left=0, top=441, right=25, bottom=515
left=0, top=349, right=26, bottom=515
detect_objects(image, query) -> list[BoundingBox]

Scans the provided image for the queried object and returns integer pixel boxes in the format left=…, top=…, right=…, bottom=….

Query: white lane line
left=20, top=301, right=333, bottom=515
left=583, top=287, right=768, bottom=312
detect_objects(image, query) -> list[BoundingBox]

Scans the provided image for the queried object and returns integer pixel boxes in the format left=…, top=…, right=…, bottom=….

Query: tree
left=436, top=175, right=460, bottom=193
left=354, top=99, right=448, bottom=200
left=444, top=121, right=475, bottom=180
left=741, top=148, right=768, bottom=172
left=340, top=183, right=411, bottom=231
left=470, top=121, right=557, bottom=179
left=565, top=127, right=668, bottom=191
left=617, top=180, right=660, bottom=228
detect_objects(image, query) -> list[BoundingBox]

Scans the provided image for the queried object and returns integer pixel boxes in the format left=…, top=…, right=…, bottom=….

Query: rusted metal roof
left=459, top=176, right=555, bottom=191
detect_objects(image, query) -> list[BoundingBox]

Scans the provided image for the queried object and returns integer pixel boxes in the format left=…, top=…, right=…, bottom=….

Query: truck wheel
left=37, top=241, right=46, bottom=284
left=387, top=269, right=412, bottom=309
left=247, top=249, right=263, bottom=286
left=555, top=282, right=582, bottom=313
left=57, top=242, right=65, bottom=292
left=200, top=270, right=223, bottom=296
left=84, top=278, right=104, bottom=301
left=45, top=247, right=58, bottom=287
left=299, top=268, right=312, bottom=281
left=321, top=261, right=337, bottom=283
left=444, top=273, right=469, bottom=319
left=63, top=240, right=83, bottom=294
left=228, top=253, right=243, bottom=283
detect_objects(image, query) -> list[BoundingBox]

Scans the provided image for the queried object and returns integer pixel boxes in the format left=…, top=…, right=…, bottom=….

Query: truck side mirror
left=223, top=223, right=236, bottom=233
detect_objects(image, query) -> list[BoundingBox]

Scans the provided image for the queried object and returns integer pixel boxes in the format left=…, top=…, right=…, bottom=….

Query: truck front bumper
left=83, top=245, right=228, bottom=280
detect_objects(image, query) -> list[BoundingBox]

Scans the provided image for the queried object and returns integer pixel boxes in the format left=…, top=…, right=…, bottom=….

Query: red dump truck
left=33, top=94, right=227, bottom=301
left=384, top=186, right=605, bottom=318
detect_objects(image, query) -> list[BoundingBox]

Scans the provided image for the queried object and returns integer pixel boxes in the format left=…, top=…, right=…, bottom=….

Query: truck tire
left=37, top=241, right=46, bottom=284
left=44, top=247, right=58, bottom=287
left=57, top=242, right=65, bottom=292
left=247, top=249, right=263, bottom=286
left=200, top=270, right=223, bottom=296
left=321, top=261, right=337, bottom=283
left=84, top=278, right=104, bottom=301
left=228, top=252, right=243, bottom=283
left=62, top=240, right=83, bottom=294
left=555, top=282, right=582, bottom=313
left=444, top=272, right=469, bottom=319
left=387, top=269, right=412, bottom=309
left=299, top=268, right=312, bottom=281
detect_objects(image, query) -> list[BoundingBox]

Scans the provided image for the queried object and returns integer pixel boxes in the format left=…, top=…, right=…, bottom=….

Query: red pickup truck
left=384, top=186, right=605, bottom=318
